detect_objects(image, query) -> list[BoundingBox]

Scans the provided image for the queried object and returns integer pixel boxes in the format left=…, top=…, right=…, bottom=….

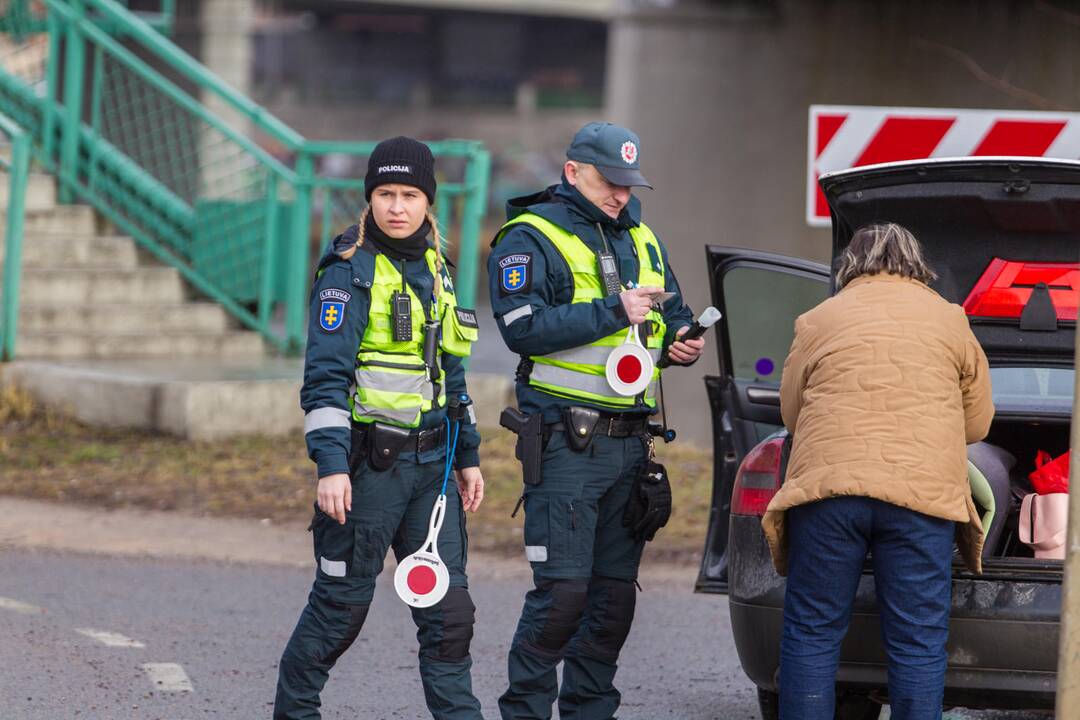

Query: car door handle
left=746, top=387, right=781, bottom=406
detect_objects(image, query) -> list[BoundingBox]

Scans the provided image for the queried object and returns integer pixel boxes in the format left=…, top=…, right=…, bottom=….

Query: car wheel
left=756, top=686, right=779, bottom=720
left=835, top=694, right=883, bottom=720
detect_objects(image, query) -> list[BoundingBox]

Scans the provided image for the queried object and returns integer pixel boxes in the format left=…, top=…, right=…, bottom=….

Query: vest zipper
left=358, top=359, right=427, bottom=371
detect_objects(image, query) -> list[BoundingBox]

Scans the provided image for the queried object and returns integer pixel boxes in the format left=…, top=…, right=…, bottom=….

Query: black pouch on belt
left=622, top=460, right=673, bottom=542
left=367, top=422, right=412, bottom=471
left=562, top=405, right=601, bottom=453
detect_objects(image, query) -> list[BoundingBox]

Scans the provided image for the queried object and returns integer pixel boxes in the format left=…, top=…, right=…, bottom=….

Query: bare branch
left=914, top=38, right=1066, bottom=111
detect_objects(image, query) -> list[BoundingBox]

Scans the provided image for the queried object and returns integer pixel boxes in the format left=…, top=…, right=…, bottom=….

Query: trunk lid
left=820, top=158, right=1079, bottom=365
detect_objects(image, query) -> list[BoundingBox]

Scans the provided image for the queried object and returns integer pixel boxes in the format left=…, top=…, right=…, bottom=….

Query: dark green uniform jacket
left=302, top=228, right=480, bottom=478
left=487, top=177, right=695, bottom=423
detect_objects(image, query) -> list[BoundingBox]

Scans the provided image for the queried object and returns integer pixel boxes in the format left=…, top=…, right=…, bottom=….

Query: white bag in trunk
left=1019, top=493, right=1069, bottom=560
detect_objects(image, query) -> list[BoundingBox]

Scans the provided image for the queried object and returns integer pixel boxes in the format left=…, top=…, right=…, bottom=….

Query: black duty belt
left=413, top=424, right=448, bottom=453
left=550, top=414, right=649, bottom=439
left=355, top=422, right=447, bottom=453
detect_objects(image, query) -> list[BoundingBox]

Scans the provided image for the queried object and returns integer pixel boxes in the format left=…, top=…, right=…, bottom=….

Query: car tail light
left=963, top=258, right=1080, bottom=321
left=731, top=437, right=785, bottom=516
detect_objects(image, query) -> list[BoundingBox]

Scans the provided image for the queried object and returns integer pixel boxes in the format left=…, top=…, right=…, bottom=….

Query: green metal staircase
left=0, top=0, right=491, bottom=359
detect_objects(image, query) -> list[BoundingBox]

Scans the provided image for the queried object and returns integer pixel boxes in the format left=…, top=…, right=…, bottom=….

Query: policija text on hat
left=487, top=121, right=706, bottom=720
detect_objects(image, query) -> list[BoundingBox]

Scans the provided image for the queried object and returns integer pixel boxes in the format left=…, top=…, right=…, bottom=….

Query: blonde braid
left=338, top=207, right=370, bottom=261
left=427, top=209, right=445, bottom=301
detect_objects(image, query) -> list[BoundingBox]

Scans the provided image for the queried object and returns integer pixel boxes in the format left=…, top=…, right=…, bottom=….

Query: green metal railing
left=0, top=0, right=491, bottom=353
left=0, top=110, right=29, bottom=360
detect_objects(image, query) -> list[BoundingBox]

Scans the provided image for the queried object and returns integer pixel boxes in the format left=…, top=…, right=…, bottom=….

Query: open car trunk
left=977, top=415, right=1072, bottom=565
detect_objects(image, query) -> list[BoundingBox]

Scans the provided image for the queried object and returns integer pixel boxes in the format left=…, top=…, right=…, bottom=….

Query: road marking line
left=142, top=663, right=194, bottom=693
left=75, top=628, right=145, bottom=648
left=0, top=596, right=44, bottom=615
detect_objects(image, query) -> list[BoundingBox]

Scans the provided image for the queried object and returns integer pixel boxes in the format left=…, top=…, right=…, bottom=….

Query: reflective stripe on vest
left=496, top=213, right=667, bottom=409
left=351, top=248, right=475, bottom=428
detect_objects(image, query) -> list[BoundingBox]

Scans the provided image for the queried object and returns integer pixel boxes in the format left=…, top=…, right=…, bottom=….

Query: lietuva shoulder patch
left=498, top=253, right=532, bottom=296
left=319, top=288, right=351, bottom=332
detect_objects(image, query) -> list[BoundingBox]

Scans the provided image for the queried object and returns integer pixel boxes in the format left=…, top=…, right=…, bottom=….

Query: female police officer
left=274, top=137, right=486, bottom=720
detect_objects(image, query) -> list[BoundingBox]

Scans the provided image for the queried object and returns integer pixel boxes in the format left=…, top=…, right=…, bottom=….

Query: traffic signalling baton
left=394, top=493, right=451, bottom=608
left=395, top=406, right=465, bottom=609
left=606, top=324, right=654, bottom=396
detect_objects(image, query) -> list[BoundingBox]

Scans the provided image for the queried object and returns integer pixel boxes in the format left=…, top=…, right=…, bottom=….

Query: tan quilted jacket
left=762, top=273, right=994, bottom=575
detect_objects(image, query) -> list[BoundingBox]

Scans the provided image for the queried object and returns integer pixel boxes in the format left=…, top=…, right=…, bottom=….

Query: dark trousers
left=499, top=431, right=648, bottom=720
left=780, top=496, right=954, bottom=720
left=274, top=456, right=482, bottom=720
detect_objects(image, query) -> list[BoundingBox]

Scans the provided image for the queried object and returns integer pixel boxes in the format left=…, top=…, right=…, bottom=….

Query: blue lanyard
left=441, top=416, right=460, bottom=496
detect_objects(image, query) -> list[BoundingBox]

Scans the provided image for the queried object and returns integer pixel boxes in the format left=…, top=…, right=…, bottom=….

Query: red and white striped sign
left=807, top=105, right=1080, bottom=226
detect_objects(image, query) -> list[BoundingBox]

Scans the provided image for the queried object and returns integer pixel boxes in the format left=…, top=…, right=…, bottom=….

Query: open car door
left=695, top=247, right=828, bottom=594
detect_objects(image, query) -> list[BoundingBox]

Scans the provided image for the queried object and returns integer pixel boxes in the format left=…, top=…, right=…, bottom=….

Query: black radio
left=596, top=250, right=621, bottom=297
left=391, top=291, right=412, bottom=342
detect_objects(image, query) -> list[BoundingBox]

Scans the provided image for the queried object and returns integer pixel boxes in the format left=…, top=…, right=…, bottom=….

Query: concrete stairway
left=0, top=173, right=266, bottom=360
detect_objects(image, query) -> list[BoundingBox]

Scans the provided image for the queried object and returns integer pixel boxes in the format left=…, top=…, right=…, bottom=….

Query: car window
left=990, top=367, right=1075, bottom=414
left=722, top=265, right=828, bottom=383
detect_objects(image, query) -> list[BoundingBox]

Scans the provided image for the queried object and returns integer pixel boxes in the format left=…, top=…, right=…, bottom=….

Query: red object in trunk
left=1030, top=450, right=1071, bottom=495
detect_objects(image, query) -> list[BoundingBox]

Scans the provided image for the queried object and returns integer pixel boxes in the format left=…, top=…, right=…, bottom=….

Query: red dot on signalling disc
left=407, top=565, right=437, bottom=595
left=616, top=355, right=642, bottom=383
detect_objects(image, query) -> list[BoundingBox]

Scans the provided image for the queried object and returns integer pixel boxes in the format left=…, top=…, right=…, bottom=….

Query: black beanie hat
left=364, top=136, right=437, bottom=205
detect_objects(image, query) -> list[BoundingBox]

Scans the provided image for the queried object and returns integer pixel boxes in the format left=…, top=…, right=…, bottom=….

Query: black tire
left=757, top=687, right=881, bottom=720
left=756, top=687, right=779, bottom=720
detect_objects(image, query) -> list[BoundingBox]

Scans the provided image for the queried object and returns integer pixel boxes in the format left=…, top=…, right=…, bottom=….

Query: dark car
left=694, top=158, right=1077, bottom=719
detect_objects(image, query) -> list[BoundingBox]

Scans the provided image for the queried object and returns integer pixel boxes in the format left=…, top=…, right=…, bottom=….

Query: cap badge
left=620, top=141, right=638, bottom=165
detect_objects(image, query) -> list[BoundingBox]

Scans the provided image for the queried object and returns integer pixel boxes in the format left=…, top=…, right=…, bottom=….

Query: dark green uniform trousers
left=499, top=431, right=648, bottom=720
left=274, top=455, right=482, bottom=720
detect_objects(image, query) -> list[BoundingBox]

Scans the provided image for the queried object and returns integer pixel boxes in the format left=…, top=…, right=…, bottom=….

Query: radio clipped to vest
left=596, top=250, right=621, bottom=297
left=391, top=291, right=412, bottom=342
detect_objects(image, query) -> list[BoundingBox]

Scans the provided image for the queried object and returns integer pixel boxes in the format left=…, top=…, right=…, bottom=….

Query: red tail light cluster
left=963, top=258, right=1079, bottom=321
left=730, top=437, right=785, bottom=516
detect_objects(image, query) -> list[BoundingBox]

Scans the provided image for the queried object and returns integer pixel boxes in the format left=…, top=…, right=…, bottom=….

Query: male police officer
left=488, top=122, right=706, bottom=719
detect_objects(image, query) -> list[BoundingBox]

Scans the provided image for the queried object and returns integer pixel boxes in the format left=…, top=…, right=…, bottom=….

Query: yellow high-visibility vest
left=353, top=248, right=477, bottom=427
left=495, top=212, right=666, bottom=409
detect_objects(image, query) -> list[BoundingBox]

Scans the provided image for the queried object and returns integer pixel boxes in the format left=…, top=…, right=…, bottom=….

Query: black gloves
left=623, top=460, right=672, bottom=542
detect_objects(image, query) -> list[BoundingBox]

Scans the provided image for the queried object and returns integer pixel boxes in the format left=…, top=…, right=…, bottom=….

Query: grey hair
left=835, top=222, right=938, bottom=290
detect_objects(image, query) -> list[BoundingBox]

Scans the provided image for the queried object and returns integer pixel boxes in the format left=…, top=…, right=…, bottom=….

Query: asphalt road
left=0, top=547, right=757, bottom=719
left=0, top=498, right=1054, bottom=720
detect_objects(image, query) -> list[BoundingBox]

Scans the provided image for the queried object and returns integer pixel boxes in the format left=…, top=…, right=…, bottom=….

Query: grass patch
left=0, top=386, right=714, bottom=562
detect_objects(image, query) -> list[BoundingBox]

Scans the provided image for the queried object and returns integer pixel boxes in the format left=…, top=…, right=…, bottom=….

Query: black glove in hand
left=623, top=461, right=672, bottom=542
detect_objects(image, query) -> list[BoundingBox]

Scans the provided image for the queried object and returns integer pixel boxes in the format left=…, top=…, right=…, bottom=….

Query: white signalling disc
left=394, top=494, right=451, bottom=608
left=605, top=325, right=655, bottom=397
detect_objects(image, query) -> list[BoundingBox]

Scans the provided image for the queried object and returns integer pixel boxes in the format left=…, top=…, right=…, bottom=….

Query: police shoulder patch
left=454, top=307, right=479, bottom=329
left=318, top=288, right=350, bottom=332
left=498, top=253, right=532, bottom=296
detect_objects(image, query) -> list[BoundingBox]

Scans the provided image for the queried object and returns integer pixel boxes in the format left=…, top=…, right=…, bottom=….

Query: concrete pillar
left=199, top=0, right=256, bottom=198
left=606, top=0, right=1080, bottom=444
